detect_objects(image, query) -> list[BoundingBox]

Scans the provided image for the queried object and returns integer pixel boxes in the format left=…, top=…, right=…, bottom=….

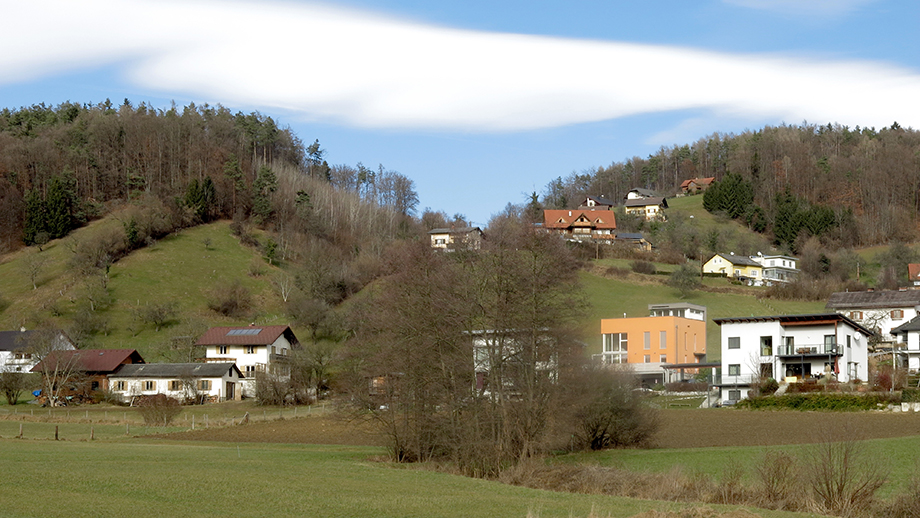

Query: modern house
left=196, top=325, right=301, bottom=396
left=599, top=303, right=708, bottom=387
left=714, top=313, right=872, bottom=402
left=108, top=363, right=245, bottom=404
left=890, top=317, right=920, bottom=371
left=542, top=209, right=616, bottom=243
left=31, top=349, right=145, bottom=398
left=0, top=328, right=74, bottom=372
left=624, top=197, right=668, bottom=222
left=825, top=289, right=920, bottom=347
left=679, top=177, right=716, bottom=195
left=750, top=254, right=799, bottom=284
left=703, top=253, right=763, bottom=284
left=471, top=329, right=558, bottom=395
left=428, top=226, right=484, bottom=251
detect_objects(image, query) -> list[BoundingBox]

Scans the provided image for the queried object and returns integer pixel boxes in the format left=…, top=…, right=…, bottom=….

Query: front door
left=226, top=382, right=235, bottom=401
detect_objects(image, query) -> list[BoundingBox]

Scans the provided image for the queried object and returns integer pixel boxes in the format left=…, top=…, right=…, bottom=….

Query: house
left=0, top=328, right=75, bottom=372
left=614, top=232, right=652, bottom=251
left=108, top=363, right=245, bottom=403
left=542, top=209, right=616, bottom=242
left=889, top=317, right=920, bottom=371
left=428, top=226, right=483, bottom=251
left=909, top=264, right=920, bottom=286
left=624, top=197, right=668, bottom=221
left=578, top=195, right=617, bottom=210
left=599, top=303, right=708, bottom=387
left=703, top=253, right=763, bottom=284
left=750, top=254, right=799, bottom=284
left=825, top=289, right=920, bottom=346
left=471, top=329, right=558, bottom=395
left=624, top=188, right=659, bottom=200
left=196, top=325, right=301, bottom=396
left=680, top=177, right=715, bottom=194
left=714, top=313, right=872, bottom=402
left=31, top=349, right=145, bottom=401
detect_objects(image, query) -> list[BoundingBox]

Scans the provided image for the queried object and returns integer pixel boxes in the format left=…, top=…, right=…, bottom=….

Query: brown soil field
left=158, top=407, right=920, bottom=449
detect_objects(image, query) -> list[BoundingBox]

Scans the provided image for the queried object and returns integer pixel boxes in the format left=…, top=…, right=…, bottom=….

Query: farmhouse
left=196, top=325, right=300, bottom=396
left=428, top=226, right=483, bottom=251
left=825, top=289, right=920, bottom=346
left=108, top=363, right=245, bottom=404
left=542, top=209, right=616, bottom=242
left=714, top=313, right=871, bottom=402
left=31, top=349, right=145, bottom=401
left=0, top=328, right=74, bottom=372
left=679, top=177, right=716, bottom=194
left=599, top=303, right=708, bottom=387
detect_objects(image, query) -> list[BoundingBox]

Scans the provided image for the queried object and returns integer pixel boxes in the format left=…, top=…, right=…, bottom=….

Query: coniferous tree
left=45, top=173, right=77, bottom=239
left=22, top=189, right=47, bottom=245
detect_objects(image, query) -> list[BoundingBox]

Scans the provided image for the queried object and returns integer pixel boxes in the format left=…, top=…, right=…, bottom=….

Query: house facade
left=703, top=253, right=763, bottom=283
left=825, top=290, right=920, bottom=346
left=542, top=209, right=616, bottom=242
left=428, top=226, right=483, bottom=251
left=624, top=197, right=668, bottom=221
left=196, top=325, right=300, bottom=396
left=714, top=313, right=871, bottom=402
left=909, top=264, right=920, bottom=286
left=680, top=177, right=715, bottom=194
left=109, top=363, right=245, bottom=403
left=0, top=329, right=75, bottom=372
left=31, top=349, right=145, bottom=400
left=578, top=195, right=617, bottom=210
left=599, top=303, right=707, bottom=386
left=751, top=254, right=798, bottom=284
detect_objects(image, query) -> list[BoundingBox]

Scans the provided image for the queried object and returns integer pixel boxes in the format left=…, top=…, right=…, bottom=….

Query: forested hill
left=0, top=100, right=419, bottom=254
left=541, top=123, right=920, bottom=247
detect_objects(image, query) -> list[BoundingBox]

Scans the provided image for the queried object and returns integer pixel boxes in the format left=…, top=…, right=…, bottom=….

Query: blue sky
left=2, top=0, right=918, bottom=225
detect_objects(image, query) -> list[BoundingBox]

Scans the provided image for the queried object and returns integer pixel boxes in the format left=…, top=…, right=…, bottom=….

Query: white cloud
left=722, top=0, right=879, bottom=17
left=2, top=0, right=918, bottom=132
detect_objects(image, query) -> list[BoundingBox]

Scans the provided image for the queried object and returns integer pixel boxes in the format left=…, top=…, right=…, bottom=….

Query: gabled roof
left=710, top=253, right=761, bottom=267
left=113, top=362, right=242, bottom=379
left=428, top=226, right=483, bottom=235
left=624, top=197, right=668, bottom=208
left=892, top=316, right=920, bottom=335
left=32, top=349, right=144, bottom=373
left=195, top=325, right=300, bottom=347
left=583, top=195, right=616, bottom=207
left=713, top=313, right=874, bottom=336
left=542, top=210, right=616, bottom=230
left=909, top=264, right=920, bottom=282
left=625, top=188, right=658, bottom=198
left=825, top=290, right=920, bottom=310
left=0, top=330, right=72, bottom=352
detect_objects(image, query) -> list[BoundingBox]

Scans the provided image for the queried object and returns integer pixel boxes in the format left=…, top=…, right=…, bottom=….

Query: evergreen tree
left=22, top=189, right=47, bottom=245
left=252, top=165, right=278, bottom=222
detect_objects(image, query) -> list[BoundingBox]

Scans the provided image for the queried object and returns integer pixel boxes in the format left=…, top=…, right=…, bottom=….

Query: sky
left=1, top=0, right=919, bottom=226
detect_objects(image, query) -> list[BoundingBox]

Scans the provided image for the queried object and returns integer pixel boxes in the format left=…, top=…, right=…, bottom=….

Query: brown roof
left=32, top=349, right=144, bottom=374
left=542, top=209, right=616, bottom=231
left=909, top=264, right=920, bottom=281
left=826, top=290, right=920, bottom=310
left=195, top=325, right=299, bottom=347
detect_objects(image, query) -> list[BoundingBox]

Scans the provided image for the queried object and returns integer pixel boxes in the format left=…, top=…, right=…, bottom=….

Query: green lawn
left=0, top=438, right=823, bottom=518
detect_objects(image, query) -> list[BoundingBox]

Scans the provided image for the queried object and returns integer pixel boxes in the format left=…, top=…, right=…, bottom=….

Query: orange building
left=599, top=303, right=707, bottom=386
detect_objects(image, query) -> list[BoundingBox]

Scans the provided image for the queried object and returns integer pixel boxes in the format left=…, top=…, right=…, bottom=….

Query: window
left=892, top=309, right=905, bottom=320
left=644, top=355, right=651, bottom=363
left=659, top=331, right=667, bottom=349
left=784, top=336, right=795, bottom=355
left=824, top=335, right=836, bottom=354
left=728, top=337, right=740, bottom=349
left=760, top=336, right=773, bottom=356
left=660, top=355, right=667, bottom=363
left=601, top=333, right=627, bottom=364
left=847, top=335, right=851, bottom=349
left=244, top=365, right=256, bottom=376
left=169, top=380, right=183, bottom=391
left=91, top=381, right=99, bottom=391
left=728, top=389, right=741, bottom=401
left=728, top=364, right=740, bottom=376
left=848, top=311, right=863, bottom=320
left=244, top=346, right=256, bottom=354
left=218, top=346, right=228, bottom=355
left=644, top=332, right=650, bottom=350
left=198, top=380, right=211, bottom=391
left=113, top=381, right=127, bottom=391
left=143, top=381, right=156, bottom=391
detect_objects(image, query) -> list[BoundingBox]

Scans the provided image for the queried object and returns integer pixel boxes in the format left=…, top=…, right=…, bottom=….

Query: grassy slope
left=0, top=438, right=821, bottom=518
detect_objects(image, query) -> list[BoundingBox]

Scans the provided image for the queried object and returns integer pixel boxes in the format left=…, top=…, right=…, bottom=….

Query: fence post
left=54, top=425, right=58, bottom=441
left=18, top=423, right=23, bottom=439
left=90, top=427, right=94, bottom=441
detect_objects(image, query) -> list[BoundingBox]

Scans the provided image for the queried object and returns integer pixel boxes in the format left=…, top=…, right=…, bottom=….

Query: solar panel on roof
left=226, top=328, right=262, bottom=336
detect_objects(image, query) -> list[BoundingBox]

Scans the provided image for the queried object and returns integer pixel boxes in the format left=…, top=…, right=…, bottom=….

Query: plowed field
left=159, top=408, right=920, bottom=448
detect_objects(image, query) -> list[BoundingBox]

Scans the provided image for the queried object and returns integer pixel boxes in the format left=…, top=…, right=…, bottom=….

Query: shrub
left=630, top=260, right=657, bottom=275
left=903, top=388, right=920, bottom=403
left=135, top=394, right=182, bottom=426
left=207, top=279, right=252, bottom=318
left=737, top=392, right=899, bottom=411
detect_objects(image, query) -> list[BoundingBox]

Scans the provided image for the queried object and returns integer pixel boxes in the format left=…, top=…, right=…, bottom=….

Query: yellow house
left=703, top=253, right=763, bottom=283
left=599, top=303, right=707, bottom=386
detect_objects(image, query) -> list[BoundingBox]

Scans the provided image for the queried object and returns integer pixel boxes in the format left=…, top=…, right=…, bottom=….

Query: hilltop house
left=599, top=303, right=708, bottom=387
left=108, top=363, right=245, bottom=404
left=196, top=325, right=300, bottom=396
left=714, top=313, right=871, bottom=402
left=428, top=226, right=483, bottom=251
left=624, top=188, right=659, bottom=200
left=825, top=289, right=920, bottom=347
left=624, top=197, right=668, bottom=222
left=703, top=253, right=763, bottom=284
left=542, top=209, right=616, bottom=243
left=680, top=177, right=715, bottom=194
left=0, top=328, right=74, bottom=372
left=750, top=254, right=798, bottom=284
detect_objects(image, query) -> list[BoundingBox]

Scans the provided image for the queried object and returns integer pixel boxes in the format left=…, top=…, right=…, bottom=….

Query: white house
left=428, top=226, right=483, bottom=251
left=713, top=313, right=872, bottom=402
left=0, top=329, right=75, bottom=372
left=109, top=363, right=245, bottom=403
left=750, top=254, right=799, bottom=284
left=889, top=317, right=920, bottom=371
left=196, top=325, right=300, bottom=396
left=825, top=290, right=920, bottom=346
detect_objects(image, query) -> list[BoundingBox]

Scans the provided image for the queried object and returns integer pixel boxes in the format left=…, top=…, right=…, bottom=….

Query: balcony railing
left=777, top=343, right=840, bottom=356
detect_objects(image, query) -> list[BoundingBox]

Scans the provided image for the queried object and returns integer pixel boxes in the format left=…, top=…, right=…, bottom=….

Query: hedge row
left=737, top=392, right=900, bottom=411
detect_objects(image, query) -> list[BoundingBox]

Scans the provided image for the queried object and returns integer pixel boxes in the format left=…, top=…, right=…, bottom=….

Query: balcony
left=777, top=343, right=840, bottom=357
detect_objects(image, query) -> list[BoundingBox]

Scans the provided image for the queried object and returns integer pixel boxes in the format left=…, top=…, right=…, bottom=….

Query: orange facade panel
left=599, top=316, right=707, bottom=365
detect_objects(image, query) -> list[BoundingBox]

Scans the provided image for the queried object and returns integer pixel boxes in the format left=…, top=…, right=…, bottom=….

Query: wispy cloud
left=2, top=0, right=917, bottom=132
left=722, top=0, right=879, bottom=17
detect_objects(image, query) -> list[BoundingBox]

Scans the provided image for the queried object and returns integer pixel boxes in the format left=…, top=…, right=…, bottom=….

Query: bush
left=630, top=260, right=657, bottom=275
left=135, top=394, right=182, bottom=426
left=737, top=392, right=899, bottom=411
left=207, top=279, right=252, bottom=318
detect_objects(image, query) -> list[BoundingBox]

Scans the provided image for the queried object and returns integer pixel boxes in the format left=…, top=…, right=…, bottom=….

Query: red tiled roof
left=680, top=179, right=694, bottom=188
left=696, top=177, right=715, bottom=185
left=909, top=264, right=920, bottom=281
left=195, top=325, right=295, bottom=346
left=32, top=349, right=144, bottom=373
left=542, top=209, right=616, bottom=230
